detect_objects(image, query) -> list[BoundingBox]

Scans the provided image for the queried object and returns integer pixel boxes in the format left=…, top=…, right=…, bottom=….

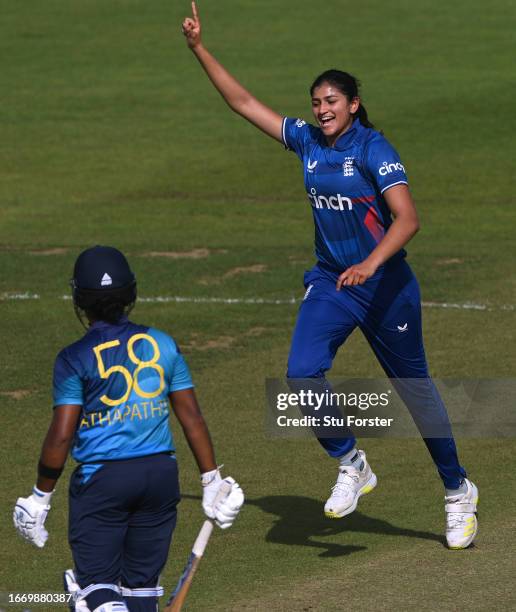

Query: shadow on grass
left=182, top=493, right=444, bottom=557
left=248, top=495, right=444, bottom=556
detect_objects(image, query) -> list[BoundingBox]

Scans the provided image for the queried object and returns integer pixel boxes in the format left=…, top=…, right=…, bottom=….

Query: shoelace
left=331, top=466, right=360, bottom=495
left=446, top=493, right=474, bottom=529
left=446, top=512, right=471, bottom=529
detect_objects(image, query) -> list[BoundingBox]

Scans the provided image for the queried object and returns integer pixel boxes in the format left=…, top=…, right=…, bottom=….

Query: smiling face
left=311, top=82, right=360, bottom=147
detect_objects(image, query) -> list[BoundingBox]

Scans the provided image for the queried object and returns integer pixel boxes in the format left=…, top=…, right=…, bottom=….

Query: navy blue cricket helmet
left=71, top=246, right=137, bottom=325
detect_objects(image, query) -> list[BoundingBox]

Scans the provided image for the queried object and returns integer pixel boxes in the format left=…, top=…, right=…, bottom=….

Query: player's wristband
left=38, top=460, right=64, bottom=481
left=32, top=486, right=54, bottom=505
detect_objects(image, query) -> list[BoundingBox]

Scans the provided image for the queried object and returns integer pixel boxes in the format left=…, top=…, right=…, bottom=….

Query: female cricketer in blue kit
left=182, top=2, right=478, bottom=549
left=13, top=246, right=244, bottom=612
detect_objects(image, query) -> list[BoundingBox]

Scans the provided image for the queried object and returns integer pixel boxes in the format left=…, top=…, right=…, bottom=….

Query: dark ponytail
left=86, top=296, right=132, bottom=324
left=355, top=102, right=373, bottom=129
left=310, top=69, right=375, bottom=129
left=73, top=282, right=136, bottom=325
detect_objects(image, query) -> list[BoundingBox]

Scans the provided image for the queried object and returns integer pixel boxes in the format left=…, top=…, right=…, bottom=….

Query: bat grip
left=192, top=521, right=213, bottom=556
left=192, top=480, right=232, bottom=556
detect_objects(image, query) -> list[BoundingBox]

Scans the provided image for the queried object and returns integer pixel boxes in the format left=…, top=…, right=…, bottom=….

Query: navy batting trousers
left=286, top=259, right=466, bottom=489
left=69, top=453, right=180, bottom=611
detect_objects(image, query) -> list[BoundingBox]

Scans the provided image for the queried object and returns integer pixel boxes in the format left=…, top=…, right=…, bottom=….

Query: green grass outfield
left=1, top=0, right=515, bottom=610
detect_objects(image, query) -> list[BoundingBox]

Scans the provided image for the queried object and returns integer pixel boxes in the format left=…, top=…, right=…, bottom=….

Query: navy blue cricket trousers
left=286, top=259, right=466, bottom=489
left=69, top=453, right=180, bottom=611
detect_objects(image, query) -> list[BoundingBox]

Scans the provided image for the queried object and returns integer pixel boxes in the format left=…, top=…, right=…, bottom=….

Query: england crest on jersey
left=343, top=157, right=355, bottom=177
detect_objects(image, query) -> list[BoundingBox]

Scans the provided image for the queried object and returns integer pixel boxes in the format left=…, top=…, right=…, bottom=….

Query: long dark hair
left=310, top=69, right=375, bottom=129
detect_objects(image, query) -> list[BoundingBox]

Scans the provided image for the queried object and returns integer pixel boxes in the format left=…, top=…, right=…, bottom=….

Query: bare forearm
left=183, top=5, right=283, bottom=140
left=367, top=215, right=419, bottom=268
left=180, top=413, right=217, bottom=473
left=192, top=44, right=254, bottom=114
left=35, top=405, right=80, bottom=492
left=36, top=432, right=73, bottom=492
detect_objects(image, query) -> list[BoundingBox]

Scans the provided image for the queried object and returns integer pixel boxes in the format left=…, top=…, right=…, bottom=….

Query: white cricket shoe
left=445, top=478, right=479, bottom=549
left=324, top=450, right=377, bottom=518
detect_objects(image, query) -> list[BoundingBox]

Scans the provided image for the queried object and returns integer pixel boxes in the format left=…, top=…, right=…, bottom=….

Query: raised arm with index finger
left=182, top=1, right=284, bottom=141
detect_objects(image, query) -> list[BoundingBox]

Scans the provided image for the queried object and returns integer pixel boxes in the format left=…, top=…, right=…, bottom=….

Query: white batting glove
left=212, top=477, right=244, bottom=529
left=13, top=487, right=53, bottom=548
left=201, top=467, right=223, bottom=519
left=201, top=469, right=244, bottom=529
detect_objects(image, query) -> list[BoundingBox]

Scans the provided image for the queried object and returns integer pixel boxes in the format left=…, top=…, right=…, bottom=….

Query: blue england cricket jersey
left=53, top=317, right=193, bottom=463
left=282, top=117, right=409, bottom=273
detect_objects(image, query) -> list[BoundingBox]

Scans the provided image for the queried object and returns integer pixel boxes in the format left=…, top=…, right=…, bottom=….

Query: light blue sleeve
left=364, top=136, right=409, bottom=194
left=170, top=351, right=194, bottom=392
left=148, top=328, right=194, bottom=393
left=53, top=350, right=84, bottom=406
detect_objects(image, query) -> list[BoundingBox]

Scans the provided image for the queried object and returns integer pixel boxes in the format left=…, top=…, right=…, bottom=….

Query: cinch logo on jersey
left=378, top=161, right=405, bottom=176
left=308, top=188, right=353, bottom=211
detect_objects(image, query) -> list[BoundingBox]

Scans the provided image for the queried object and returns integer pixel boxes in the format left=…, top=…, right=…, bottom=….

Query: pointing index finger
left=192, top=1, right=199, bottom=21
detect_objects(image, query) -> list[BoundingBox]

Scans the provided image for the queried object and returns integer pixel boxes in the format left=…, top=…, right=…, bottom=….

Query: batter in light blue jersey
left=54, top=319, right=193, bottom=465
left=182, top=1, right=478, bottom=550
left=13, top=246, right=244, bottom=612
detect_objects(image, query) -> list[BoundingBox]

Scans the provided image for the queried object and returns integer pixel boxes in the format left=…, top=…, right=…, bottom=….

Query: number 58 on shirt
left=93, top=333, right=165, bottom=406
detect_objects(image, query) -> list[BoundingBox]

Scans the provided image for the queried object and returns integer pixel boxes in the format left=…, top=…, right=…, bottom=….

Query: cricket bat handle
left=164, top=481, right=232, bottom=612
left=165, top=521, right=213, bottom=612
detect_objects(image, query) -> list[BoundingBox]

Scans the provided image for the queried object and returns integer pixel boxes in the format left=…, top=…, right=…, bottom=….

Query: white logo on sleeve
left=101, top=273, right=113, bottom=286
left=379, top=161, right=405, bottom=176
left=307, top=159, right=318, bottom=173
left=303, top=284, right=314, bottom=300
left=397, top=323, right=408, bottom=332
left=295, top=119, right=306, bottom=128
